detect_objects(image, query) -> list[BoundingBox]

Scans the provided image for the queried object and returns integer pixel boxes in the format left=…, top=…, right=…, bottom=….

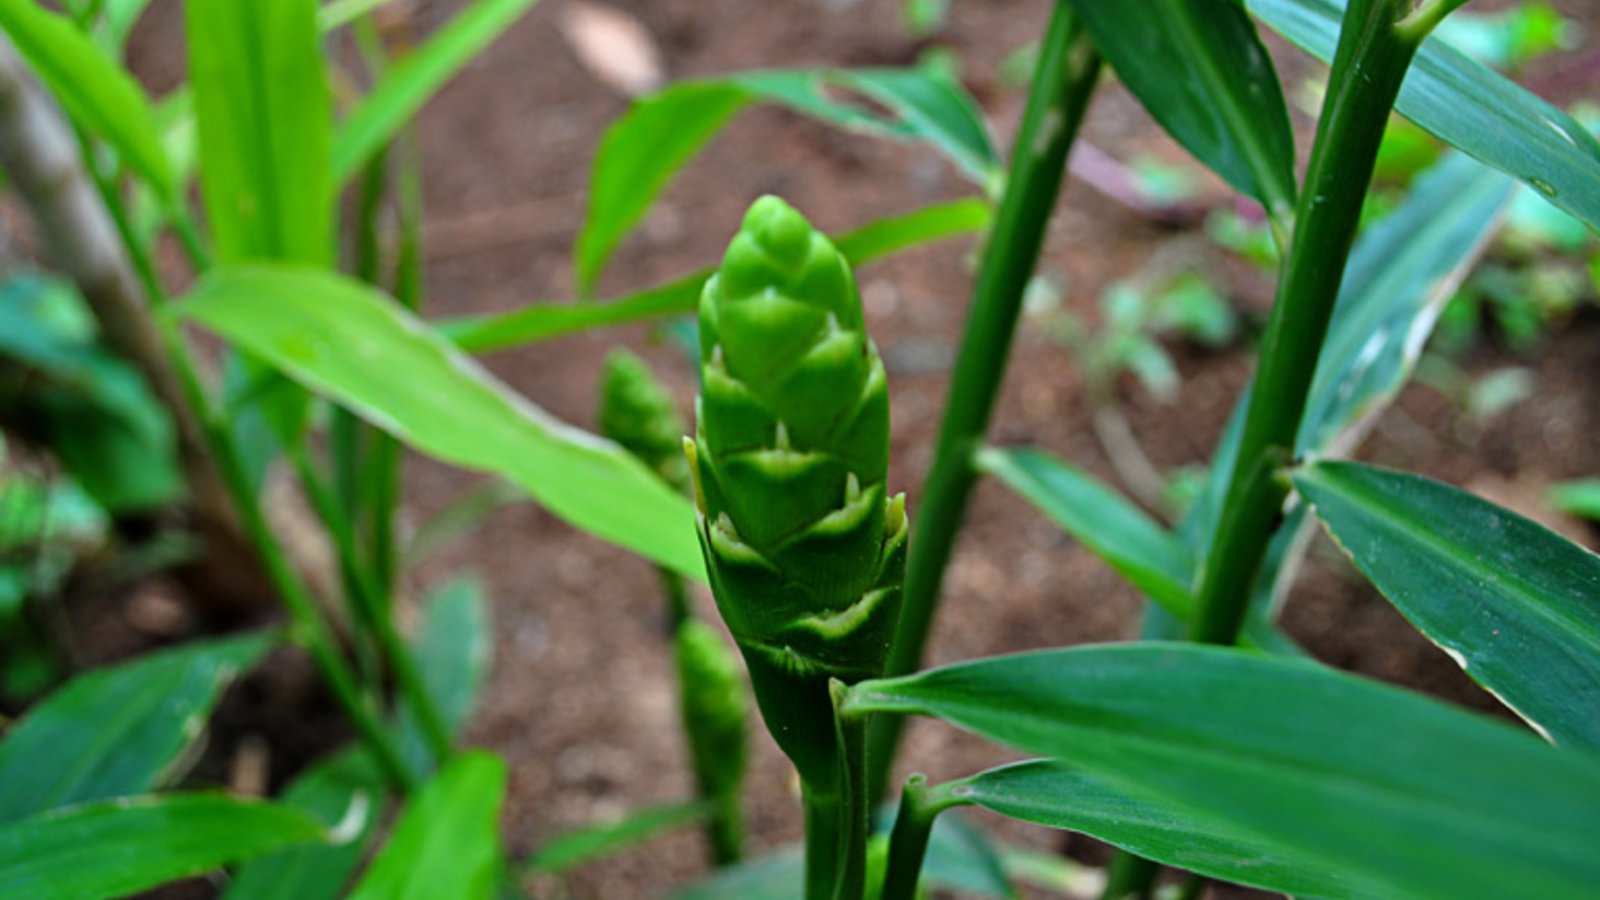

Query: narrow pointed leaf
left=347, top=751, right=506, bottom=900
left=0, top=793, right=327, bottom=900
left=0, top=0, right=171, bottom=195
left=1549, top=478, right=1600, bottom=522
left=222, top=749, right=390, bottom=900
left=955, top=760, right=1352, bottom=899
left=1248, top=0, right=1600, bottom=234
left=576, top=68, right=995, bottom=290
left=1294, top=461, right=1600, bottom=751
left=0, top=633, right=272, bottom=824
left=847, top=644, right=1600, bottom=900
left=451, top=198, right=988, bottom=353
left=332, top=0, right=541, bottom=183
left=976, top=447, right=1193, bottom=617
left=1064, top=0, right=1295, bottom=213
left=176, top=265, right=704, bottom=579
left=187, top=0, right=333, bottom=264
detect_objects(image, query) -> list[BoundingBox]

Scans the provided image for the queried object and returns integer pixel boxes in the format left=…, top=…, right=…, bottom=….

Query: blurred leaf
left=0, top=0, right=172, bottom=196
left=0, top=793, right=327, bottom=900
left=454, top=198, right=989, bottom=354
left=1549, top=478, right=1600, bottom=523
left=0, top=633, right=272, bottom=824
left=903, top=0, right=950, bottom=38
left=398, top=574, right=492, bottom=774
left=101, top=0, right=155, bottom=51
left=222, top=749, right=390, bottom=900
left=347, top=751, right=506, bottom=900
left=573, top=82, right=747, bottom=294
left=1249, top=0, right=1600, bottom=235
left=176, top=265, right=706, bottom=581
left=1295, top=461, right=1600, bottom=751
left=187, top=0, right=333, bottom=264
left=849, top=643, right=1600, bottom=900
left=669, top=848, right=803, bottom=900
left=333, top=0, right=541, bottom=184
left=317, top=0, right=401, bottom=32
left=524, top=801, right=708, bottom=875
left=1505, top=186, right=1593, bottom=252
left=918, top=810, right=1014, bottom=898
left=1065, top=0, right=1296, bottom=214
left=1433, top=2, right=1573, bottom=70
left=1463, top=366, right=1534, bottom=423
left=576, top=68, right=995, bottom=290
left=1297, top=152, right=1515, bottom=454
left=956, top=760, right=1346, bottom=899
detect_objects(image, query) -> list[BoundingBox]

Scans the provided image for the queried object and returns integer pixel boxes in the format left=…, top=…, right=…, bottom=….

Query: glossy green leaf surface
left=0, top=633, right=271, bottom=824
left=398, top=574, right=492, bottom=773
left=1298, top=153, right=1514, bottom=452
left=332, top=0, right=540, bottom=183
left=0, top=793, right=326, bottom=900
left=450, top=198, right=989, bottom=354
left=955, top=760, right=1345, bottom=898
left=178, top=265, right=705, bottom=579
left=1295, top=461, right=1600, bottom=751
left=1249, top=0, right=1600, bottom=233
left=347, top=751, right=506, bottom=900
left=524, top=801, right=708, bottom=875
left=575, top=67, right=994, bottom=290
left=1064, top=0, right=1295, bottom=213
left=221, top=749, right=389, bottom=900
left=976, top=447, right=1194, bottom=616
left=848, top=643, right=1600, bottom=900
left=0, top=0, right=171, bottom=195
left=187, top=0, right=333, bottom=264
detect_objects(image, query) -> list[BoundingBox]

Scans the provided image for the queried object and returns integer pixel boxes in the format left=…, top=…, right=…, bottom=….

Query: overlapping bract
left=687, top=196, right=906, bottom=787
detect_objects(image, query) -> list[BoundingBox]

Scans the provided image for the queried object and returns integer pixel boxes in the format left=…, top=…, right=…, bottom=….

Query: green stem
left=880, top=775, right=967, bottom=900
left=167, top=200, right=212, bottom=272
left=288, top=443, right=454, bottom=766
left=803, top=785, right=842, bottom=900
left=869, top=0, right=1100, bottom=800
left=1188, top=0, right=1425, bottom=646
left=1396, top=0, right=1474, bottom=41
left=1101, top=853, right=1161, bottom=900
left=830, top=680, right=870, bottom=900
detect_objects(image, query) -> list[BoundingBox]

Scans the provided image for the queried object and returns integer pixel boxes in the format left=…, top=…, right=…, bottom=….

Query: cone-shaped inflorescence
left=675, top=619, right=750, bottom=864
left=600, top=349, right=692, bottom=493
left=686, top=196, right=907, bottom=792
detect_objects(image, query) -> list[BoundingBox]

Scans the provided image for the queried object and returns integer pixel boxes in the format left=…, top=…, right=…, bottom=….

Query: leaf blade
left=1294, top=461, right=1600, bottom=750
left=175, top=265, right=706, bottom=580
left=0, top=633, right=272, bottom=824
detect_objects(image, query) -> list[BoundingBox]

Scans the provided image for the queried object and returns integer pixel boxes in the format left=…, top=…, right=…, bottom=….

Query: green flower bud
left=675, top=619, right=749, bottom=864
left=598, top=349, right=691, bottom=492
left=687, top=196, right=907, bottom=791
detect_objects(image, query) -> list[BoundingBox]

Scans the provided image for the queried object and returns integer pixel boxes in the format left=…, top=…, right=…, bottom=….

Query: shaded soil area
left=85, top=0, right=1600, bottom=897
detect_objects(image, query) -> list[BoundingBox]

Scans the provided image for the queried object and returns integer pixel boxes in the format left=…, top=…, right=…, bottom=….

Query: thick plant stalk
left=688, top=196, right=907, bottom=899
left=1188, top=0, right=1434, bottom=646
left=0, top=37, right=270, bottom=614
left=868, top=1, right=1100, bottom=800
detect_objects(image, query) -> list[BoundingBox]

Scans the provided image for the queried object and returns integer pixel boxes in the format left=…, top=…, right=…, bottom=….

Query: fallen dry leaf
left=557, top=1, right=664, bottom=96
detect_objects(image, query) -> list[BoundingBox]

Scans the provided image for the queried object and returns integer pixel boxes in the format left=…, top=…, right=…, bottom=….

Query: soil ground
left=94, top=0, right=1600, bottom=897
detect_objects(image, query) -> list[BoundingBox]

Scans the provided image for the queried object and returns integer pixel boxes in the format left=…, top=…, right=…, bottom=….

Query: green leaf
left=1549, top=478, right=1600, bottom=522
left=1249, top=0, right=1600, bottom=234
left=847, top=644, right=1600, bottom=900
left=0, top=0, right=171, bottom=196
left=576, top=68, right=995, bottom=291
left=669, top=848, right=803, bottom=900
left=1063, top=0, right=1295, bottom=214
left=954, top=760, right=1345, bottom=899
left=523, top=801, right=709, bottom=876
left=187, top=0, right=333, bottom=264
left=0, top=793, right=326, bottom=900
left=221, top=749, right=390, bottom=900
left=0, top=633, right=272, bottom=824
left=175, top=264, right=705, bottom=580
left=101, top=0, right=155, bottom=51
left=332, top=0, right=540, bottom=184
left=975, top=447, right=1193, bottom=617
left=347, top=751, right=506, bottom=900
left=398, top=575, right=492, bottom=773
left=572, top=82, right=747, bottom=294
left=452, top=198, right=989, bottom=354
left=1294, top=461, right=1600, bottom=751
left=1298, top=152, right=1514, bottom=452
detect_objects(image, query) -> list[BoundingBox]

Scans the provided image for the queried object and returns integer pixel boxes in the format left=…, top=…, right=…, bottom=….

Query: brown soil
left=96, top=0, right=1600, bottom=898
